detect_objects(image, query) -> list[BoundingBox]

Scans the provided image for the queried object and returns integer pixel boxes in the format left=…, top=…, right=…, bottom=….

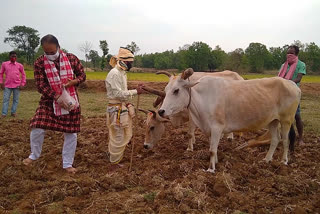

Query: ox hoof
left=263, top=157, right=272, bottom=163
left=186, top=148, right=194, bottom=152
left=227, top=137, right=233, bottom=142
left=282, top=160, right=288, bottom=165
left=206, top=168, right=215, bottom=173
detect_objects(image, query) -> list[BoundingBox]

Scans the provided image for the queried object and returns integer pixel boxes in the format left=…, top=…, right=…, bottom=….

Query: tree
left=211, top=45, right=228, bottom=70
left=99, top=40, right=109, bottom=70
left=304, top=42, right=320, bottom=73
left=185, top=42, right=212, bottom=72
left=88, top=50, right=100, bottom=70
left=126, top=41, right=140, bottom=54
left=4, top=25, right=40, bottom=64
left=245, top=42, right=269, bottom=73
left=79, top=41, right=93, bottom=71
left=225, top=48, right=244, bottom=72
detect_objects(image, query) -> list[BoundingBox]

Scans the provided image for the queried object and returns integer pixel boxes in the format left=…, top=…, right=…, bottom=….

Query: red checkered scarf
left=43, top=50, right=78, bottom=116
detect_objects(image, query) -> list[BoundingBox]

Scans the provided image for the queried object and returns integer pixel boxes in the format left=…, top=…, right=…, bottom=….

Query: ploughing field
left=0, top=75, right=319, bottom=214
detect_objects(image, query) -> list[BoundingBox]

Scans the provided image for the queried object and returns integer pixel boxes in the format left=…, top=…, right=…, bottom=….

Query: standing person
left=105, top=47, right=144, bottom=166
left=23, top=34, right=86, bottom=174
left=278, top=45, right=306, bottom=145
left=0, top=51, right=26, bottom=117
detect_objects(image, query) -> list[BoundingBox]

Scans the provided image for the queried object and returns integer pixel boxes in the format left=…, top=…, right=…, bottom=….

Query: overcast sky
left=0, top=0, right=319, bottom=60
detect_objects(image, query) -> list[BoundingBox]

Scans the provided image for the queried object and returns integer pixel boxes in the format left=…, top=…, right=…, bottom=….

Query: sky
left=0, top=0, right=319, bottom=60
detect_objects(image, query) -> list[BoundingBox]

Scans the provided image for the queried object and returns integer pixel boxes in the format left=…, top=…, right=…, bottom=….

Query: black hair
left=288, top=45, right=299, bottom=56
left=9, top=51, right=17, bottom=56
left=40, top=34, right=60, bottom=47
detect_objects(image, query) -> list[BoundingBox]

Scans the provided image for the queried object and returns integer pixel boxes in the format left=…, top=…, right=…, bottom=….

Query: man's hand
left=136, top=83, right=145, bottom=95
left=64, top=79, right=79, bottom=88
left=0, top=84, right=4, bottom=90
left=57, top=96, right=72, bottom=110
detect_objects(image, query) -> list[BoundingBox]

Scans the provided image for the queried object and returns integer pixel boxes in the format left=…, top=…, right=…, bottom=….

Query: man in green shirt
left=278, top=45, right=306, bottom=145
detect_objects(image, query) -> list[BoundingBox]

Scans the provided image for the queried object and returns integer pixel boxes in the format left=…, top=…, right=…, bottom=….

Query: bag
left=57, top=87, right=79, bottom=111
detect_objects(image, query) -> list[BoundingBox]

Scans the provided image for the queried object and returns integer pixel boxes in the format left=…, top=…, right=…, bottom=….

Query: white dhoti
left=107, top=102, right=133, bottom=164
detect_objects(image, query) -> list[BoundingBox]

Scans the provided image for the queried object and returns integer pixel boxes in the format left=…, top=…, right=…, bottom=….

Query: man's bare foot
left=65, top=167, right=77, bottom=174
left=23, top=158, right=33, bottom=166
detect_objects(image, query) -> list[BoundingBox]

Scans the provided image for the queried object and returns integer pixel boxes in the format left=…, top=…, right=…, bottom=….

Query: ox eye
left=173, top=89, right=179, bottom=95
left=150, top=127, right=155, bottom=131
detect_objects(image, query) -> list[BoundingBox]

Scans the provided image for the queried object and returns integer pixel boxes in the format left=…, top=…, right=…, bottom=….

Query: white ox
left=158, top=68, right=301, bottom=173
left=140, top=70, right=244, bottom=151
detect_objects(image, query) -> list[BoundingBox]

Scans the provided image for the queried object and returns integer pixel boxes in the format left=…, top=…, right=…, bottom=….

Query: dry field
left=0, top=80, right=319, bottom=214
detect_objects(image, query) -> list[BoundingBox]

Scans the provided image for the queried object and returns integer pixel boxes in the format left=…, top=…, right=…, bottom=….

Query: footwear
left=1, top=115, right=6, bottom=118
left=11, top=113, right=16, bottom=117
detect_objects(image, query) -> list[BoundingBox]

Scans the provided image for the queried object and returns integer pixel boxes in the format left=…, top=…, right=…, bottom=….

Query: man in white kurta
left=105, top=47, right=143, bottom=164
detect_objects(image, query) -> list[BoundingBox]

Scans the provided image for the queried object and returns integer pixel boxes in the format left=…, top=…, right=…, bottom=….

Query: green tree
left=185, top=41, right=212, bottom=72
left=245, top=42, right=269, bottom=73
left=126, top=41, right=140, bottom=54
left=99, top=40, right=109, bottom=70
left=304, top=42, right=320, bottom=73
left=4, top=25, right=40, bottom=64
left=225, top=48, right=244, bottom=72
left=211, top=45, right=228, bottom=70
left=88, top=50, right=100, bottom=70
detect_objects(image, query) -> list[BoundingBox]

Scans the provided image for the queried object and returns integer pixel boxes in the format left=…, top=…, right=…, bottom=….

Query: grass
left=0, top=90, right=156, bottom=120
left=0, top=89, right=318, bottom=134
left=25, top=70, right=320, bottom=83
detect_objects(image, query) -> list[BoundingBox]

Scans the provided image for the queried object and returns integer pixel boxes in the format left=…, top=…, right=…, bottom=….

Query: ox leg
left=207, top=129, right=222, bottom=173
left=226, top=132, right=234, bottom=141
left=281, top=123, right=291, bottom=165
left=187, top=120, right=196, bottom=151
left=264, top=120, right=280, bottom=163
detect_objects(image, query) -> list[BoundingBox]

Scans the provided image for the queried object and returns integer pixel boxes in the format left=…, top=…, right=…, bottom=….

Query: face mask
left=126, top=62, right=133, bottom=71
left=10, top=57, right=17, bottom=63
left=287, top=54, right=297, bottom=64
left=46, top=48, right=60, bottom=61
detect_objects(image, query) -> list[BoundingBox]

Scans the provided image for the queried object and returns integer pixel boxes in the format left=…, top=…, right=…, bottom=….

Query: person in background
left=0, top=51, right=26, bottom=117
left=278, top=45, right=306, bottom=145
left=23, top=34, right=86, bottom=174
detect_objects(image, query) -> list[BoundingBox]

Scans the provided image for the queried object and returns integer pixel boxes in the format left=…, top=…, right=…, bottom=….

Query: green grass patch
left=25, top=70, right=320, bottom=83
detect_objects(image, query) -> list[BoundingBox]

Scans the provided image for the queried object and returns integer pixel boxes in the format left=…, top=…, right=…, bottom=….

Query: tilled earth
left=0, top=116, right=319, bottom=214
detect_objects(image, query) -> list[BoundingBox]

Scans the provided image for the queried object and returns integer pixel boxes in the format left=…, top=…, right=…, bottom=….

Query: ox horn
left=156, top=70, right=172, bottom=77
left=138, top=109, right=149, bottom=115
left=142, top=86, right=166, bottom=97
left=181, top=68, right=194, bottom=80
left=153, top=96, right=164, bottom=108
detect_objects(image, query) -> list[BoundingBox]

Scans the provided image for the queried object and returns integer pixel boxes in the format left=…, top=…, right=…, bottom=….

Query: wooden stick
left=129, top=94, right=140, bottom=172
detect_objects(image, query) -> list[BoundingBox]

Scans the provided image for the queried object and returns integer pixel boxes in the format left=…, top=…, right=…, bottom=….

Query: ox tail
left=289, top=125, right=296, bottom=152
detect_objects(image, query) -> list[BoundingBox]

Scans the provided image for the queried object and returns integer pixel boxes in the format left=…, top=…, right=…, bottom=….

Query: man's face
left=287, top=47, right=296, bottom=56
left=43, top=43, right=58, bottom=55
left=10, top=54, right=17, bottom=63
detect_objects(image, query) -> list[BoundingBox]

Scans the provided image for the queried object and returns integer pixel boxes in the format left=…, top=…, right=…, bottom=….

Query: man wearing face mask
left=0, top=51, right=26, bottom=118
left=278, top=45, right=306, bottom=145
left=105, top=47, right=144, bottom=166
left=23, top=34, right=86, bottom=174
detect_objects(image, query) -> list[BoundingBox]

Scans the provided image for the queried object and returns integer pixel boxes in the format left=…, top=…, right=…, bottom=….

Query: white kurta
left=105, top=66, right=136, bottom=163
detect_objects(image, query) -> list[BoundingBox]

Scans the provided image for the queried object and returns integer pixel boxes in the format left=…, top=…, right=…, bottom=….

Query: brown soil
left=1, top=82, right=320, bottom=213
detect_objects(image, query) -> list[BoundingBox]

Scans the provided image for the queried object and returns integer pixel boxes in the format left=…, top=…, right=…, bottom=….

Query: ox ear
left=181, top=68, right=194, bottom=80
left=184, top=80, right=199, bottom=88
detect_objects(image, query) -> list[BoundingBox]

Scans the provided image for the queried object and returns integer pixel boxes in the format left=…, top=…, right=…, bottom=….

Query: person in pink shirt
left=0, top=51, right=26, bottom=117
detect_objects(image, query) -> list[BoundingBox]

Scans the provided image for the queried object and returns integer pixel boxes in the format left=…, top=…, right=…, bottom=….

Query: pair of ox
left=140, top=70, right=243, bottom=151
left=141, top=69, right=301, bottom=173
